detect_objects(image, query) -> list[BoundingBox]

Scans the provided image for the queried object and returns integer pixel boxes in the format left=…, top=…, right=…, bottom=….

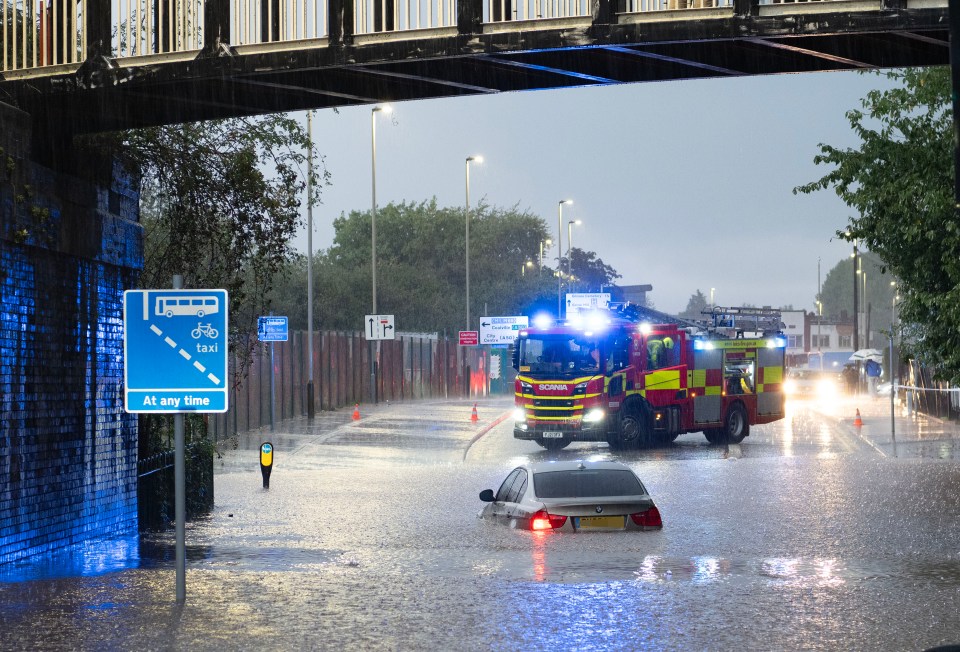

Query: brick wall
left=0, top=102, right=143, bottom=563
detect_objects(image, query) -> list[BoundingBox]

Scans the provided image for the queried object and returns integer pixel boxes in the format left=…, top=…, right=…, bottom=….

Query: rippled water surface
left=2, top=450, right=959, bottom=651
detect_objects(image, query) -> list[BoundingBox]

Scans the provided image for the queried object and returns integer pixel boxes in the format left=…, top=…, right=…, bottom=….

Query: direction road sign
left=123, top=289, right=229, bottom=413
left=566, top=292, right=611, bottom=313
left=364, top=314, right=395, bottom=340
left=479, top=315, right=529, bottom=345
left=459, top=330, right=479, bottom=346
left=258, top=316, right=289, bottom=342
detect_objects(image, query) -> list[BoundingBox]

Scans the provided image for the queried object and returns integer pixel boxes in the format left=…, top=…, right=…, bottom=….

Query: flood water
left=2, top=441, right=959, bottom=651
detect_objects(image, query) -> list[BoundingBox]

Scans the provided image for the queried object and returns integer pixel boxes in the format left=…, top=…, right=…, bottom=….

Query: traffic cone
left=471, top=403, right=478, bottom=422
left=352, top=404, right=360, bottom=421
left=853, top=408, right=863, bottom=428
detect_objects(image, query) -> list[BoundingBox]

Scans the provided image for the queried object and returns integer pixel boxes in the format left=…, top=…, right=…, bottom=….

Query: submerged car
left=478, top=460, right=662, bottom=532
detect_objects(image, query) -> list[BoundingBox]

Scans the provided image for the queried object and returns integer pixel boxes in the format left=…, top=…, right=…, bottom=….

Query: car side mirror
left=479, top=489, right=495, bottom=502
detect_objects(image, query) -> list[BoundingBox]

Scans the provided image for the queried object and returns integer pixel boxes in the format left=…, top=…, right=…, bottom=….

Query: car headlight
left=784, top=379, right=797, bottom=394
left=582, top=408, right=605, bottom=423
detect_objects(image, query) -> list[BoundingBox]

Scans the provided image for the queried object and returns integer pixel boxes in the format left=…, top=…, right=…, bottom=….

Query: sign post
left=258, top=316, right=288, bottom=431
left=123, top=284, right=229, bottom=604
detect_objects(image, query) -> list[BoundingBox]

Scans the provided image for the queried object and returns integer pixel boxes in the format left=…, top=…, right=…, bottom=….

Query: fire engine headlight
left=513, top=408, right=527, bottom=423
left=583, top=408, right=605, bottom=423
left=519, top=381, right=533, bottom=393
left=573, top=381, right=588, bottom=396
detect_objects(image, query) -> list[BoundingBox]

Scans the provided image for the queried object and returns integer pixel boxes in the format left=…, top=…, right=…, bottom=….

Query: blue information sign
left=258, top=316, right=289, bottom=342
left=123, top=289, right=229, bottom=413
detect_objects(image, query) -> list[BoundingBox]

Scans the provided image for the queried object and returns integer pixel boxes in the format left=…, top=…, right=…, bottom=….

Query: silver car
left=478, top=460, right=663, bottom=532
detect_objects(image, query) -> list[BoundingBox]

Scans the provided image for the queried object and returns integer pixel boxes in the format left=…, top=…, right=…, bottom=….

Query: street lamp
left=567, top=219, right=582, bottom=281
left=370, top=104, right=392, bottom=313
left=557, top=199, right=572, bottom=316
left=370, top=104, right=392, bottom=404
left=465, top=155, right=483, bottom=331
left=522, top=260, right=533, bottom=276
left=539, top=238, right=552, bottom=275
left=306, top=110, right=316, bottom=418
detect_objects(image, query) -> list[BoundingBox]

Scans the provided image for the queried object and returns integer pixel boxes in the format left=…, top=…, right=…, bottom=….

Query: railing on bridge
left=0, top=0, right=868, bottom=74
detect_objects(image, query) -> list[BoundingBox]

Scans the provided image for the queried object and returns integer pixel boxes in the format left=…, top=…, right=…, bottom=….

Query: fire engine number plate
left=542, top=432, right=564, bottom=439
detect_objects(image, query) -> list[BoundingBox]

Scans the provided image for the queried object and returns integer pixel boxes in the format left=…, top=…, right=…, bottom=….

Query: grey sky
left=294, top=69, right=892, bottom=316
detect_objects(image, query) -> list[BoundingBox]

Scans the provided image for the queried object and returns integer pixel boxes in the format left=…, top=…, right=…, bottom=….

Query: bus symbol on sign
left=154, top=295, right=220, bottom=319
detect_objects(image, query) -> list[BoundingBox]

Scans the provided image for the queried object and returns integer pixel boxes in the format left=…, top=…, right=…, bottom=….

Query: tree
left=565, top=248, right=621, bottom=293
left=794, top=68, right=960, bottom=381
left=818, top=251, right=896, bottom=334
left=679, top=290, right=708, bottom=319
left=104, top=115, right=325, bottom=351
left=268, top=199, right=621, bottom=335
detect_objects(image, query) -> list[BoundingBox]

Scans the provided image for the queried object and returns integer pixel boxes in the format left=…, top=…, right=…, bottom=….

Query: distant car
left=478, top=460, right=662, bottom=532
left=783, top=368, right=843, bottom=398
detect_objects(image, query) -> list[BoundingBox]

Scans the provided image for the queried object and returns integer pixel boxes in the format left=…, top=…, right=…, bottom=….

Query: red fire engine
left=512, top=305, right=786, bottom=450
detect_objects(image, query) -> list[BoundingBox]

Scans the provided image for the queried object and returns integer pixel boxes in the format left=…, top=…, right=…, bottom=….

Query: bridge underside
left=0, top=11, right=950, bottom=134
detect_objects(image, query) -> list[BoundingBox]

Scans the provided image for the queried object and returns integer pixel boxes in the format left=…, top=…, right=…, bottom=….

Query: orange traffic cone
left=352, top=404, right=360, bottom=421
left=471, top=403, right=478, bottom=422
left=853, top=408, right=863, bottom=428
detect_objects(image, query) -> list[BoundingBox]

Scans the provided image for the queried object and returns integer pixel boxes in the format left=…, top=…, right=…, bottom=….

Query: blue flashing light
left=532, top=313, right=554, bottom=329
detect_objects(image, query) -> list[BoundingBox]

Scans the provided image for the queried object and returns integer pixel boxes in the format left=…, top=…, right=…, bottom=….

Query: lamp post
left=557, top=199, right=572, bottom=316
left=710, top=287, right=715, bottom=308
left=306, top=110, right=315, bottom=418
left=370, top=104, right=391, bottom=404
left=567, top=218, right=581, bottom=282
left=370, top=104, right=392, bottom=313
left=465, top=155, right=482, bottom=331
left=539, top=238, right=552, bottom=275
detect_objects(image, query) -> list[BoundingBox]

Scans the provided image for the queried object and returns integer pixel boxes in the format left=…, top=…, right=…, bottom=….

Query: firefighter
left=647, top=336, right=674, bottom=369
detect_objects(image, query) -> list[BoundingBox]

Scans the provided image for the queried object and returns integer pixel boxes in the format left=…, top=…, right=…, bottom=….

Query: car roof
left=524, top=460, right=637, bottom=474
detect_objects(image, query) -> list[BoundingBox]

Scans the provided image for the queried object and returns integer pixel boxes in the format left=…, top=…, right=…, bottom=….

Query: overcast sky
left=293, top=69, right=892, bottom=316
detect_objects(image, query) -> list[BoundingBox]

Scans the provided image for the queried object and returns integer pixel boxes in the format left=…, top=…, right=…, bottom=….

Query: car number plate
left=542, top=432, right=564, bottom=439
left=575, top=516, right=625, bottom=529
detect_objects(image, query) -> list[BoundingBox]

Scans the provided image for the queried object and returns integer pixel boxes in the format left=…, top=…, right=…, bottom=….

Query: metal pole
left=890, top=331, right=896, bottom=443
left=371, top=108, right=378, bottom=314
left=306, top=110, right=315, bottom=418
left=817, top=257, right=822, bottom=366
left=853, top=243, right=860, bottom=393
left=173, top=274, right=186, bottom=603
left=270, top=339, right=275, bottom=431
left=465, top=158, right=471, bottom=331
left=556, top=200, right=571, bottom=317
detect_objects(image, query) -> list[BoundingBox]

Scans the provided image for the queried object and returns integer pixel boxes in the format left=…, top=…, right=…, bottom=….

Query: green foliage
left=795, top=67, right=959, bottom=380
left=269, top=199, right=622, bottom=335
left=89, top=115, right=326, bottom=369
left=819, top=251, right=896, bottom=330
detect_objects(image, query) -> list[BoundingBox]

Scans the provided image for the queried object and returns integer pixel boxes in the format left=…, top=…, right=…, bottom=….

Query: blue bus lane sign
left=124, top=289, right=229, bottom=413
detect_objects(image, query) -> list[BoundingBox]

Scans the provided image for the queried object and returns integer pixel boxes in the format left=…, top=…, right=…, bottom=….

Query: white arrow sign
left=364, top=314, right=396, bottom=340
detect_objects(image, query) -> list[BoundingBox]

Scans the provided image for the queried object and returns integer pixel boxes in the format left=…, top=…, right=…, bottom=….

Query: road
left=1, top=395, right=958, bottom=651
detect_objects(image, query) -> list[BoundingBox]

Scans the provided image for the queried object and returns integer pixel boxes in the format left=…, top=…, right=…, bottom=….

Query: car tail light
left=530, top=510, right=567, bottom=530
left=630, top=505, right=663, bottom=528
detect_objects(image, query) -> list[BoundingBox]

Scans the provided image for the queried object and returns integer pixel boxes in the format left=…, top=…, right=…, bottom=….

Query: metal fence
left=206, top=330, right=499, bottom=441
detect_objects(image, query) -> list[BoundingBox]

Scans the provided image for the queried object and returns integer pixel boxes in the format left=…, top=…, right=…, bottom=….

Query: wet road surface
left=1, top=396, right=959, bottom=651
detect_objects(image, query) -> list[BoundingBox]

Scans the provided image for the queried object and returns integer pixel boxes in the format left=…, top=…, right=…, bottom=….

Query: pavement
left=814, top=392, right=960, bottom=458
left=213, top=396, right=515, bottom=468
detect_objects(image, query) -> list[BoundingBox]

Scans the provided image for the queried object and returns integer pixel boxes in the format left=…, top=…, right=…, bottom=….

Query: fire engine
left=512, top=305, right=786, bottom=450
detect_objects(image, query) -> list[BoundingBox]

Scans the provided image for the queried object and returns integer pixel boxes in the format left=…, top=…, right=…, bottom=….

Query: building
left=782, top=310, right=855, bottom=370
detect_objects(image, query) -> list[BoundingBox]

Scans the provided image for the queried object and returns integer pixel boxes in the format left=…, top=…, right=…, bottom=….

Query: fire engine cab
left=512, top=305, right=786, bottom=450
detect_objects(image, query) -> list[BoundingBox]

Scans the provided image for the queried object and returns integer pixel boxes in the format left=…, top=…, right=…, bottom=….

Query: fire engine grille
left=534, top=408, right=576, bottom=419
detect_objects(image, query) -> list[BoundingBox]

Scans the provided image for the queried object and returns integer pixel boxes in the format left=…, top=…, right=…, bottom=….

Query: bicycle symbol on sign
left=191, top=323, right=219, bottom=339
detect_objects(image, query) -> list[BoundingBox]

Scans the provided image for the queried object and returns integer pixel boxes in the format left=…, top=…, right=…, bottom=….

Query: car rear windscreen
left=533, top=470, right=644, bottom=498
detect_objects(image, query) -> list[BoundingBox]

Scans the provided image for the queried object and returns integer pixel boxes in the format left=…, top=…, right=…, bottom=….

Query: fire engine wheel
left=615, top=402, right=649, bottom=449
left=538, top=437, right=572, bottom=451
left=722, top=404, right=749, bottom=444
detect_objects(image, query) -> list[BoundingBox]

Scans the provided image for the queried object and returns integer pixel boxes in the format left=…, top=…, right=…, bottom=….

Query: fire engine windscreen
left=518, top=335, right=602, bottom=376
